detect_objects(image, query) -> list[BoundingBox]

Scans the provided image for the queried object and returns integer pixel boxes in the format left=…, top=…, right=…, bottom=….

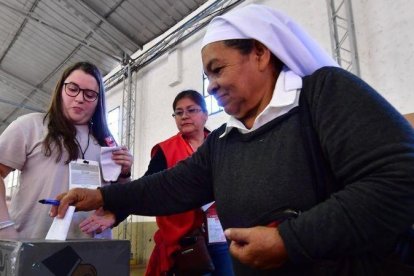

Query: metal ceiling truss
left=326, top=0, right=360, bottom=75
left=117, top=63, right=136, bottom=242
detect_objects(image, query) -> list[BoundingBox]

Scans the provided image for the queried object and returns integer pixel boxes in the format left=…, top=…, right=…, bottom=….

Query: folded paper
left=100, top=146, right=122, bottom=182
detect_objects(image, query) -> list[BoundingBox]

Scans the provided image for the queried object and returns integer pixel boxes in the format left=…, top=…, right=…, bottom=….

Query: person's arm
left=111, top=148, right=168, bottom=226
left=53, top=135, right=216, bottom=219
left=144, top=148, right=167, bottom=176
left=101, top=137, right=215, bottom=216
left=81, top=147, right=169, bottom=231
left=278, top=67, right=414, bottom=263
left=0, top=163, right=18, bottom=239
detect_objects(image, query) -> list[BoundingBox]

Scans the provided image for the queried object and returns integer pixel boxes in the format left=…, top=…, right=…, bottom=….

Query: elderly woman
left=52, top=5, right=414, bottom=275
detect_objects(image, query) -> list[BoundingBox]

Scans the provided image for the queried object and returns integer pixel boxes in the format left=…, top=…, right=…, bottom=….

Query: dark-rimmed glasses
left=64, top=82, right=99, bottom=102
left=172, top=108, right=202, bottom=118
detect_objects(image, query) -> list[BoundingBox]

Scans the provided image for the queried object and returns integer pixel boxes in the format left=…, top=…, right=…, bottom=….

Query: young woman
left=0, top=61, right=132, bottom=239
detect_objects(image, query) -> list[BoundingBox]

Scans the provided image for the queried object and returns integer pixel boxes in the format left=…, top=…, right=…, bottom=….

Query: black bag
left=174, top=229, right=215, bottom=275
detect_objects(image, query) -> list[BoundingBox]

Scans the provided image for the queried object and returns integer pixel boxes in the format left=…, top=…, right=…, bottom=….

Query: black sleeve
left=278, top=67, right=414, bottom=263
left=144, top=148, right=167, bottom=176
left=112, top=148, right=167, bottom=225
left=100, top=133, right=216, bottom=217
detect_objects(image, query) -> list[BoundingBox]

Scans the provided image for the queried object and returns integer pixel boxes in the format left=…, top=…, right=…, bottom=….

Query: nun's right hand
left=49, top=188, right=104, bottom=218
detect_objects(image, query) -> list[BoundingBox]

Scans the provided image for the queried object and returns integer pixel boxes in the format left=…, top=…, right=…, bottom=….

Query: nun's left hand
left=224, top=226, right=289, bottom=270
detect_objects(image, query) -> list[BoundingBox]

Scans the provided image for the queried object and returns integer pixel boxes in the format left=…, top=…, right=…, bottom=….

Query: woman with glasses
left=140, top=90, right=233, bottom=275
left=0, top=61, right=132, bottom=239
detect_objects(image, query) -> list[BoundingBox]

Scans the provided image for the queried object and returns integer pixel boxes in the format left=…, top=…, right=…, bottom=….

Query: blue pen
left=38, top=199, right=60, bottom=206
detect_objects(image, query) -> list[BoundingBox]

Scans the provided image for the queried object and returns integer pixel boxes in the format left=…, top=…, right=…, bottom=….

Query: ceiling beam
left=58, top=0, right=135, bottom=58
left=0, top=1, right=123, bottom=62
left=0, top=0, right=41, bottom=65
left=0, top=68, right=50, bottom=97
left=75, top=0, right=141, bottom=50
left=0, top=97, right=44, bottom=112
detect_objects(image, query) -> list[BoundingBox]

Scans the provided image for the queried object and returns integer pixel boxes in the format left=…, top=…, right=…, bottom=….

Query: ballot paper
left=45, top=206, right=76, bottom=241
left=207, top=214, right=226, bottom=243
left=204, top=202, right=226, bottom=243
left=100, top=146, right=122, bottom=181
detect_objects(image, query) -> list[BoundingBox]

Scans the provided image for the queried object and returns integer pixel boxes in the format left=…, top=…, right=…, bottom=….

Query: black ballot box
left=0, top=239, right=130, bottom=276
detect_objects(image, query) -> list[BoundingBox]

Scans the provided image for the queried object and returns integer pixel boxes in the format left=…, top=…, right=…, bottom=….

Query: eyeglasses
left=172, top=108, right=203, bottom=118
left=64, top=82, right=99, bottom=102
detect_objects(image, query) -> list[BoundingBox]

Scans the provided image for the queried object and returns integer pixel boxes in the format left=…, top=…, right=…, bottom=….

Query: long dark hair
left=173, top=89, right=207, bottom=112
left=43, top=61, right=114, bottom=163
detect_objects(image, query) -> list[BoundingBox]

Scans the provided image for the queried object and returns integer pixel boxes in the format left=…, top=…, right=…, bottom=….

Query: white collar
left=220, top=67, right=302, bottom=137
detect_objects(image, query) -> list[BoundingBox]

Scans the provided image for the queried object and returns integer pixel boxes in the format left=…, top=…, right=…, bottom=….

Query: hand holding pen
left=49, top=188, right=105, bottom=218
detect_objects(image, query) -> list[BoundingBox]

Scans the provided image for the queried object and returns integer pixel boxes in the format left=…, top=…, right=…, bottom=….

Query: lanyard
left=74, top=127, right=90, bottom=159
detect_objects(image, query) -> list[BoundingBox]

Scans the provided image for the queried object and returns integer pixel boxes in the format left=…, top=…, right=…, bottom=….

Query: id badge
left=205, top=204, right=226, bottom=243
left=69, top=159, right=101, bottom=189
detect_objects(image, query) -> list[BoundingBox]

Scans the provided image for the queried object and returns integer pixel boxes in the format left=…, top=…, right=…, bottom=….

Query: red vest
left=145, top=133, right=205, bottom=275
